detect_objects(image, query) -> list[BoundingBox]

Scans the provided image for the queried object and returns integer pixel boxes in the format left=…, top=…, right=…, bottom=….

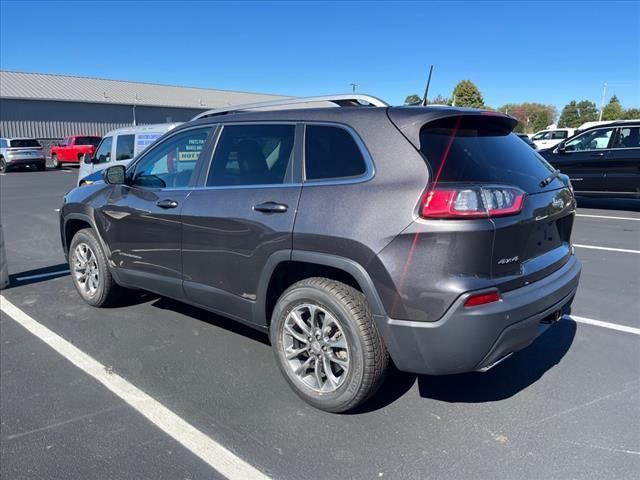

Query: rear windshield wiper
left=539, top=169, right=561, bottom=188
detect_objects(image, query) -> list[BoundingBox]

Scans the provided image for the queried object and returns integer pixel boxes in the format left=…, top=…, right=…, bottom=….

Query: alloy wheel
left=282, top=303, right=350, bottom=393
left=72, top=242, right=100, bottom=296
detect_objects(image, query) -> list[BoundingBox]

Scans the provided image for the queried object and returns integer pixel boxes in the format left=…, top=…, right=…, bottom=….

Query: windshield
left=10, top=139, right=41, bottom=148
left=419, top=116, right=558, bottom=192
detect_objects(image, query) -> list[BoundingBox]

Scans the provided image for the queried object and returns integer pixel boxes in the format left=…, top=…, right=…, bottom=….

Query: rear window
left=75, top=136, right=101, bottom=146
left=10, top=139, right=40, bottom=148
left=419, top=116, right=556, bottom=192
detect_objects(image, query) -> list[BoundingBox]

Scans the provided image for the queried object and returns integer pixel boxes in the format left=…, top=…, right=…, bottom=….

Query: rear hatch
left=7, top=139, right=44, bottom=159
left=389, top=109, right=575, bottom=289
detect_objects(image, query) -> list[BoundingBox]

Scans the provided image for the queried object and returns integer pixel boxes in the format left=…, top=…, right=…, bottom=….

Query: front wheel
left=36, top=162, right=46, bottom=171
left=69, top=228, right=122, bottom=307
left=270, top=278, right=389, bottom=413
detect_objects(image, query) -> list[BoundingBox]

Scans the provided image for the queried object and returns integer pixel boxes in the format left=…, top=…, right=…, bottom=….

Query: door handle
left=590, top=152, right=605, bottom=157
left=253, top=201, right=288, bottom=213
left=156, top=199, right=179, bottom=209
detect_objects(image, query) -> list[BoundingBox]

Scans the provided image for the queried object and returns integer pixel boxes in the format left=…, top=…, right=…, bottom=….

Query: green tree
left=499, top=103, right=557, bottom=133
left=558, top=100, right=597, bottom=128
left=623, top=107, right=640, bottom=119
left=430, top=94, right=451, bottom=105
left=404, top=94, right=422, bottom=105
left=576, top=100, right=598, bottom=123
left=451, top=80, right=484, bottom=108
left=602, top=95, right=624, bottom=121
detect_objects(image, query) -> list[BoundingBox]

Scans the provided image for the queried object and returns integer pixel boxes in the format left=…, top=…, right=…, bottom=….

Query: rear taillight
left=464, top=290, right=501, bottom=308
left=421, top=186, right=525, bottom=219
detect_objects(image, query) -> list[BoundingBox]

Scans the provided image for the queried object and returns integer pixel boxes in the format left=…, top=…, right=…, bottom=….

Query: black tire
left=51, top=154, right=60, bottom=169
left=68, top=228, right=122, bottom=307
left=0, top=158, right=6, bottom=173
left=36, top=162, right=46, bottom=171
left=270, top=277, right=389, bottom=413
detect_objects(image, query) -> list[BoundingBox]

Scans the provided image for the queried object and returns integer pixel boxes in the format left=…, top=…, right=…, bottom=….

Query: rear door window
left=613, top=127, right=640, bottom=148
left=304, top=125, right=367, bottom=181
left=207, top=124, right=295, bottom=186
left=551, top=131, right=568, bottom=139
left=115, top=134, right=135, bottom=160
left=419, top=116, right=557, bottom=193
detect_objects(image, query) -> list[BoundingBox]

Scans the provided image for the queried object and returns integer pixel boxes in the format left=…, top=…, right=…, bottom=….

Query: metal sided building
left=0, top=71, right=288, bottom=145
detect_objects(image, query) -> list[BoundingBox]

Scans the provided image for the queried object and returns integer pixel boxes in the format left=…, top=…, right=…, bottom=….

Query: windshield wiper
left=540, top=169, right=561, bottom=188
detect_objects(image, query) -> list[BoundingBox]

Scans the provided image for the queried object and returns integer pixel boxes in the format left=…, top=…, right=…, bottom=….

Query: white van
left=78, top=123, right=181, bottom=186
left=530, top=128, right=576, bottom=150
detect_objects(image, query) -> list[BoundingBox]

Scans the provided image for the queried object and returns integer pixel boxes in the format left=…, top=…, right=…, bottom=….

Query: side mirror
left=104, top=165, right=126, bottom=185
left=557, top=143, right=567, bottom=153
left=83, top=153, right=93, bottom=164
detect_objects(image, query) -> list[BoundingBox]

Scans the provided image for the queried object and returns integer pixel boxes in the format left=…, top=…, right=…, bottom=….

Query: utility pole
left=349, top=83, right=359, bottom=93
left=598, top=82, right=607, bottom=121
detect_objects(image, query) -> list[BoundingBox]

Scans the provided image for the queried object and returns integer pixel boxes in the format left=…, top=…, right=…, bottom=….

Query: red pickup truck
left=51, top=136, right=101, bottom=168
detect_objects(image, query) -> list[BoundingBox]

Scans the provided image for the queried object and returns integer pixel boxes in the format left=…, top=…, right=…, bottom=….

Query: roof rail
left=192, top=94, right=389, bottom=120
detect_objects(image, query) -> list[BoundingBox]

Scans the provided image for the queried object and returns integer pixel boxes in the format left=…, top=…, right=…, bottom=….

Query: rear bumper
left=6, top=156, right=46, bottom=165
left=376, top=254, right=581, bottom=375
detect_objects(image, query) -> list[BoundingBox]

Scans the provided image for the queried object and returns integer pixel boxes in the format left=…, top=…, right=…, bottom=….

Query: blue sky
left=1, top=0, right=639, bottom=111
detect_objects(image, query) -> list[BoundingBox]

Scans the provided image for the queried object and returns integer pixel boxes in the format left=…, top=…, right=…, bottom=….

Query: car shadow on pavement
left=150, top=296, right=271, bottom=346
left=417, top=319, right=577, bottom=403
left=576, top=196, right=639, bottom=212
left=354, top=318, right=577, bottom=413
left=4, top=263, right=70, bottom=289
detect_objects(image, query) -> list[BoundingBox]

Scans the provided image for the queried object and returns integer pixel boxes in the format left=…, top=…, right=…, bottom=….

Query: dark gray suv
left=60, top=95, right=582, bottom=412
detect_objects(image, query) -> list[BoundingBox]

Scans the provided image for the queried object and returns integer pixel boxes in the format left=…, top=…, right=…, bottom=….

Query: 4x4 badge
left=497, top=256, right=519, bottom=265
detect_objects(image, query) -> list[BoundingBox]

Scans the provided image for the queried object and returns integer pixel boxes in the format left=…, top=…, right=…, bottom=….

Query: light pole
left=133, top=94, right=141, bottom=126
left=349, top=83, right=359, bottom=93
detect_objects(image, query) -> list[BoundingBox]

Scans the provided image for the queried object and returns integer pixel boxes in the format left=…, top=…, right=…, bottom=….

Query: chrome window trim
left=302, top=122, right=375, bottom=186
left=201, top=122, right=298, bottom=190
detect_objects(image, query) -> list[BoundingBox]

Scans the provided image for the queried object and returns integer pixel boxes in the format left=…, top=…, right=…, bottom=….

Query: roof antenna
left=422, top=65, right=434, bottom=106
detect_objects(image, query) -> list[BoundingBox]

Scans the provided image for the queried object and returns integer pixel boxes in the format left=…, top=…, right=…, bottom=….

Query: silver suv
left=0, top=138, right=46, bottom=172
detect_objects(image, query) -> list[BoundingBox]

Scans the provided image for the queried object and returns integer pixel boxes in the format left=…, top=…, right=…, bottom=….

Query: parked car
left=530, top=128, right=575, bottom=150
left=51, top=136, right=102, bottom=168
left=517, top=133, right=538, bottom=149
left=0, top=138, right=46, bottom=172
left=540, top=120, right=640, bottom=198
left=78, top=124, right=180, bottom=186
left=60, top=95, right=581, bottom=412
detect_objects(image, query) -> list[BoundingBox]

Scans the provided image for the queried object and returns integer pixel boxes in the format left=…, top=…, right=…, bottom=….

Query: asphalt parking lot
left=1, top=167, right=639, bottom=480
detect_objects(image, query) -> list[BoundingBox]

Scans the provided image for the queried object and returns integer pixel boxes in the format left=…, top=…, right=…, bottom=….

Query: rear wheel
left=51, top=154, right=60, bottom=169
left=0, top=158, right=6, bottom=173
left=69, top=228, right=122, bottom=307
left=270, top=277, right=389, bottom=413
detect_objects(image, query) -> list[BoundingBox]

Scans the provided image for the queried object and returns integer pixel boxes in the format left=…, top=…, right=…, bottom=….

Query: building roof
left=0, top=71, right=289, bottom=109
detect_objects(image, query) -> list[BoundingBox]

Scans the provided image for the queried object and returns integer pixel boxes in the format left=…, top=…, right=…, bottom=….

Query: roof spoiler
left=192, top=94, right=389, bottom=120
left=387, top=107, right=518, bottom=149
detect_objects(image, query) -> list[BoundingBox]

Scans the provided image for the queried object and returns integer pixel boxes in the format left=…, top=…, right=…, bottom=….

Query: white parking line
left=573, top=244, right=640, bottom=255
left=565, top=315, right=640, bottom=336
left=576, top=214, right=640, bottom=222
left=15, top=269, right=70, bottom=282
left=0, top=295, right=270, bottom=480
